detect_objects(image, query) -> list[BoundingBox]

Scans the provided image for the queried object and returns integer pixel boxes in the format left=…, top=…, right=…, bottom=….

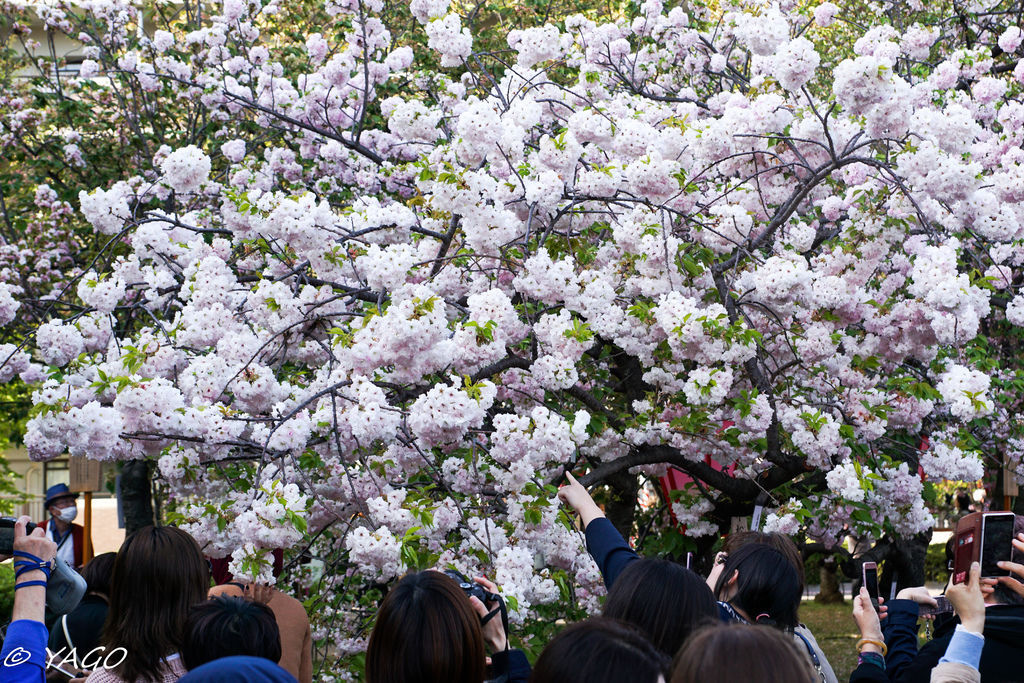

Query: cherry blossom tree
left=4, top=0, right=1024, bottom=672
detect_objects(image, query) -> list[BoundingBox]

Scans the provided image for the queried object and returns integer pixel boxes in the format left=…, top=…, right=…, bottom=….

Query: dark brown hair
left=183, top=595, right=281, bottom=670
left=671, top=623, right=817, bottom=683
left=102, top=526, right=209, bottom=682
left=366, top=571, right=486, bottom=683
left=530, top=617, right=669, bottom=683
left=603, top=559, right=717, bottom=656
left=722, top=531, right=805, bottom=593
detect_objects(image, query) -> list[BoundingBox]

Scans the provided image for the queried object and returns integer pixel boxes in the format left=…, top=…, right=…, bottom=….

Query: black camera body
left=0, top=517, right=37, bottom=555
left=444, top=569, right=500, bottom=604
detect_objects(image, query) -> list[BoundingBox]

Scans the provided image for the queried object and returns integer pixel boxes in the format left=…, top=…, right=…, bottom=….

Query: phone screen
left=981, top=513, right=1015, bottom=578
left=918, top=595, right=951, bottom=617
left=863, top=565, right=879, bottom=611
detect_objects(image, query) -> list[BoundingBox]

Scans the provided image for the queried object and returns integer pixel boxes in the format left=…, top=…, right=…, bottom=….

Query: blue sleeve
left=583, top=517, right=639, bottom=589
left=0, top=620, right=48, bottom=683
left=491, top=649, right=530, bottom=683
left=938, top=626, right=983, bottom=670
left=881, top=599, right=921, bottom=681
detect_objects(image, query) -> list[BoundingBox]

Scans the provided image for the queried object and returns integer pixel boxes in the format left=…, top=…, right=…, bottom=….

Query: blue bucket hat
left=44, top=483, right=79, bottom=509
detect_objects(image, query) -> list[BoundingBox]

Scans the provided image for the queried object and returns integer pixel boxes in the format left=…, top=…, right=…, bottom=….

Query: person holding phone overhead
left=878, top=514, right=1024, bottom=683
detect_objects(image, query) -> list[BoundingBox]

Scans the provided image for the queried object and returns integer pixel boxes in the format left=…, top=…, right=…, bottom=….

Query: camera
left=0, top=517, right=86, bottom=614
left=0, top=517, right=37, bottom=555
left=444, top=569, right=500, bottom=604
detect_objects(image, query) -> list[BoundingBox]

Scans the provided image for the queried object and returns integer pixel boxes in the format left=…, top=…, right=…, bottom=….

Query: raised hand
left=556, top=472, right=605, bottom=528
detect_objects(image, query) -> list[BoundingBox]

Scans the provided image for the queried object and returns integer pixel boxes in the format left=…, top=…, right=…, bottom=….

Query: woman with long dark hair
left=602, top=559, right=717, bottom=656
left=671, top=623, right=818, bottom=683
left=366, top=571, right=529, bottom=683
left=530, top=618, right=669, bottom=683
left=86, top=526, right=209, bottom=683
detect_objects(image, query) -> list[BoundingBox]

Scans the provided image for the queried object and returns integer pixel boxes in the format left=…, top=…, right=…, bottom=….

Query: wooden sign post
left=69, top=456, right=104, bottom=565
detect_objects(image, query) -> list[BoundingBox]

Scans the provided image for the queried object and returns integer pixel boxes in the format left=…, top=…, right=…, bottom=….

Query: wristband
left=856, top=638, right=888, bottom=657
left=857, top=651, right=885, bottom=669
left=13, top=550, right=53, bottom=580
left=14, top=580, right=48, bottom=589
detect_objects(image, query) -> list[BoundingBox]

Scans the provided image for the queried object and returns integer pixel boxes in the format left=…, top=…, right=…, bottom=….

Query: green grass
left=800, top=601, right=861, bottom=680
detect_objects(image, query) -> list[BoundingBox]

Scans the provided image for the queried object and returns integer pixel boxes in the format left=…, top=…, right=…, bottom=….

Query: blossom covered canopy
left=3, top=0, right=1024, bottom=667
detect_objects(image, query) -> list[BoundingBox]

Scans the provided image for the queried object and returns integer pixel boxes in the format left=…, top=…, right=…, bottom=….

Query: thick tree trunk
left=879, top=530, right=932, bottom=596
left=815, top=555, right=844, bottom=604
left=121, top=459, right=155, bottom=534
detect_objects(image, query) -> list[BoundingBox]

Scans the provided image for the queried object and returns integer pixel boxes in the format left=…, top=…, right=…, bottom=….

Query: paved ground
left=89, top=497, right=125, bottom=556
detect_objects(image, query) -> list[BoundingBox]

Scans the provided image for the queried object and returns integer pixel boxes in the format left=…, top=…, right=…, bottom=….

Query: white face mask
left=57, top=506, right=77, bottom=523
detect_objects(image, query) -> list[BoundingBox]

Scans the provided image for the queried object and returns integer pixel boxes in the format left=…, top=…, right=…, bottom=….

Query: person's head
left=990, top=514, right=1024, bottom=606
left=81, top=552, right=116, bottom=597
left=714, top=544, right=801, bottom=630
left=603, top=559, right=717, bottom=656
left=671, top=623, right=817, bottom=683
left=183, top=596, right=281, bottom=670
left=103, top=526, right=210, bottom=683
left=708, top=531, right=805, bottom=593
left=44, top=483, right=78, bottom=523
left=366, top=571, right=486, bottom=683
left=530, top=617, right=670, bottom=683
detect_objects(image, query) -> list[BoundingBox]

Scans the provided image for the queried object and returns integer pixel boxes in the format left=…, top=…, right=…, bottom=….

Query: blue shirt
left=0, top=620, right=48, bottom=683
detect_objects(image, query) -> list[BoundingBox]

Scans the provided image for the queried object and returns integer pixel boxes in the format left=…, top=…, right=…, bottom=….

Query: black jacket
left=47, top=593, right=109, bottom=667
left=884, top=601, right=1024, bottom=683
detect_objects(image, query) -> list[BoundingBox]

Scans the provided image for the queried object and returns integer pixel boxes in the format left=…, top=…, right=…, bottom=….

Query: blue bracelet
left=13, top=550, right=52, bottom=580
left=14, top=580, right=47, bottom=589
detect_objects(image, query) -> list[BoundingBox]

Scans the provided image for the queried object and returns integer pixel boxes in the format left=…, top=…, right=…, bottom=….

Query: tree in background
left=3, top=0, right=1024, bottom=673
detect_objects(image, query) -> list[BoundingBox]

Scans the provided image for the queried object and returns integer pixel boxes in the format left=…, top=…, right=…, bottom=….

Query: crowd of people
left=0, top=516, right=311, bottom=683
left=1, top=474, right=1023, bottom=682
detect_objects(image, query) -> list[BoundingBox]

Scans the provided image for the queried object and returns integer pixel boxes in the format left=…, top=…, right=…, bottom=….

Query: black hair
left=183, top=596, right=281, bottom=670
left=714, top=544, right=800, bottom=630
left=530, top=617, right=669, bottom=683
left=603, top=559, right=718, bottom=656
left=81, top=552, right=117, bottom=597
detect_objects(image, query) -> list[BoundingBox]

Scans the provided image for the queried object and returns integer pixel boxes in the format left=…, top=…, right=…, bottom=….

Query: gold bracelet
left=856, top=638, right=887, bottom=657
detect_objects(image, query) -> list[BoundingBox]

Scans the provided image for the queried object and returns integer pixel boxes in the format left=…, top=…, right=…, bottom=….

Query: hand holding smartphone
left=953, top=512, right=1016, bottom=584
left=862, top=562, right=880, bottom=613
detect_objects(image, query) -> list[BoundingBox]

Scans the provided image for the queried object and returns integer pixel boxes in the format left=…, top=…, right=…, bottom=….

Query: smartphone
left=918, top=595, right=953, bottom=617
left=980, top=512, right=1015, bottom=578
left=0, top=517, right=37, bottom=555
left=862, top=562, right=880, bottom=612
